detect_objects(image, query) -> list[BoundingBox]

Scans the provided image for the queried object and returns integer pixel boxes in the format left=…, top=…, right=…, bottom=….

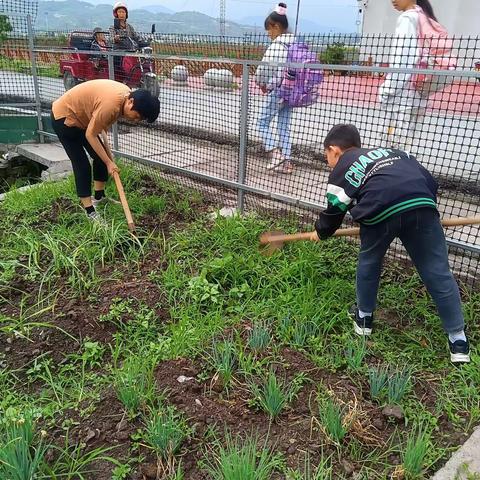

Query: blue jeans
left=257, top=91, right=292, bottom=159
left=356, top=208, right=464, bottom=334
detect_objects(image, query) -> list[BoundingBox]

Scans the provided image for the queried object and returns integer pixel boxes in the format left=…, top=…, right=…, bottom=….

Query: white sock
left=358, top=309, right=372, bottom=319
left=449, top=331, right=466, bottom=343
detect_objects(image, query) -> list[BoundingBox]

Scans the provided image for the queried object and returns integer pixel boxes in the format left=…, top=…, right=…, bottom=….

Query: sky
left=77, top=0, right=360, bottom=32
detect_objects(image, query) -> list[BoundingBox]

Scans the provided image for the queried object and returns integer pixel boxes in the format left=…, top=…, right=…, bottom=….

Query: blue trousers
left=257, top=91, right=293, bottom=159
left=356, top=208, right=464, bottom=334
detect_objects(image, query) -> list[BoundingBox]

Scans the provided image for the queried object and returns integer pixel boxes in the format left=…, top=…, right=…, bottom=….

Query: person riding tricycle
left=60, top=2, right=159, bottom=97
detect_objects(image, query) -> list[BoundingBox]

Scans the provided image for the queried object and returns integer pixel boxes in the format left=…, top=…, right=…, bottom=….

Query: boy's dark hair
left=417, top=0, right=437, bottom=21
left=264, top=3, right=289, bottom=31
left=324, top=124, right=362, bottom=150
left=129, top=89, right=160, bottom=123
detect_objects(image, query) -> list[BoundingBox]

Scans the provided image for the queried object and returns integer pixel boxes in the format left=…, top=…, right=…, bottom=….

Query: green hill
left=37, top=0, right=253, bottom=35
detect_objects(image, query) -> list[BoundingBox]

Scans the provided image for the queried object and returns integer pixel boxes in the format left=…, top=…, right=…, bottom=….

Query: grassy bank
left=0, top=165, right=478, bottom=479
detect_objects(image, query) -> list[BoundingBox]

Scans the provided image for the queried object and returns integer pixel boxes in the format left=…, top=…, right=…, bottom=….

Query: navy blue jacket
left=315, top=147, right=438, bottom=239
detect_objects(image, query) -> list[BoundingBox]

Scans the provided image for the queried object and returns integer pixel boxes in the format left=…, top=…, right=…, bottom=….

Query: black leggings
left=51, top=113, right=108, bottom=198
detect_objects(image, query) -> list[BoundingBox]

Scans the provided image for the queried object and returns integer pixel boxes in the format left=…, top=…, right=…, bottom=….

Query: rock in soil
left=115, top=430, right=130, bottom=441
left=341, top=459, right=356, bottom=476
left=382, top=405, right=405, bottom=422
left=287, top=445, right=297, bottom=455
left=372, top=416, right=387, bottom=430
left=388, top=453, right=401, bottom=465
left=140, top=464, right=158, bottom=479
left=84, top=428, right=99, bottom=444
left=116, top=419, right=128, bottom=432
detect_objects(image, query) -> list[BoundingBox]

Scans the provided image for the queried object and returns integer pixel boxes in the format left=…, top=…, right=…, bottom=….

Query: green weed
left=208, top=339, right=237, bottom=390
left=288, top=452, right=334, bottom=479
left=202, top=433, right=282, bottom=480
left=318, top=397, right=348, bottom=445
left=43, top=434, right=119, bottom=480
left=402, top=424, right=430, bottom=479
left=144, top=407, right=189, bottom=475
left=0, top=409, right=46, bottom=480
left=455, top=463, right=480, bottom=480
left=248, top=322, right=271, bottom=352
left=113, top=356, right=155, bottom=415
left=111, top=462, right=133, bottom=480
left=248, top=370, right=297, bottom=419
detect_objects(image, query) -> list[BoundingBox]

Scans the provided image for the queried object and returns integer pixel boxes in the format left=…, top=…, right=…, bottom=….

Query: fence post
left=27, top=14, right=44, bottom=143
left=107, top=53, right=119, bottom=151
left=237, top=62, right=250, bottom=213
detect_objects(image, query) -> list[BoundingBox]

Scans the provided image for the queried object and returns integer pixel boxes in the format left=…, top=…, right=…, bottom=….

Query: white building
left=357, top=0, right=480, bottom=67
left=359, top=0, right=479, bottom=36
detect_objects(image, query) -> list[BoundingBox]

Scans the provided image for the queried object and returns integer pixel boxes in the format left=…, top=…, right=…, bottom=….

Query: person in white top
left=255, top=3, right=295, bottom=174
left=379, top=0, right=437, bottom=150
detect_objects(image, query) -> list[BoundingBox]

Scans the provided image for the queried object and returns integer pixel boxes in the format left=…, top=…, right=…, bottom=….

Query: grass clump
left=0, top=409, right=46, bottom=480
left=144, top=407, right=189, bottom=476
left=208, top=338, right=237, bottom=391
left=387, top=367, right=412, bottom=404
left=203, top=433, right=282, bottom=480
left=318, top=397, right=348, bottom=445
left=402, top=424, right=430, bottom=479
left=113, top=356, right=155, bottom=416
left=369, top=366, right=389, bottom=401
left=248, top=370, right=299, bottom=419
left=369, top=365, right=412, bottom=404
left=345, top=338, right=367, bottom=371
left=248, top=322, right=271, bottom=352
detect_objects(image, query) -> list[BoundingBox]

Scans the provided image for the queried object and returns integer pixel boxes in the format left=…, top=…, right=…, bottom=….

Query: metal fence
left=1, top=24, right=479, bottom=285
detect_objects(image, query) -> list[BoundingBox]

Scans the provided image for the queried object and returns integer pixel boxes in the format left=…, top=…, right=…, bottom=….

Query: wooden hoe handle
left=261, top=216, right=480, bottom=245
left=112, top=171, right=136, bottom=232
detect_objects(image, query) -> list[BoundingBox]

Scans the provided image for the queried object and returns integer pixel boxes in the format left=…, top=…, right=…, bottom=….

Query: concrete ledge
left=432, top=426, right=480, bottom=479
left=16, top=143, right=71, bottom=174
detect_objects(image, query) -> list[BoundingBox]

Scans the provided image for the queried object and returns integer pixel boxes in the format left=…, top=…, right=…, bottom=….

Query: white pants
left=381, top=89, right=427, bottom=151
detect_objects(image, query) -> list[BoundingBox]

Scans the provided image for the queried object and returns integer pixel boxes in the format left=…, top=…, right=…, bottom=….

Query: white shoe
left=267, top=150, right=287, bottom=171
left=91, top=196, right=121, bottom=208
left=87, top=210, right=107, bottom=226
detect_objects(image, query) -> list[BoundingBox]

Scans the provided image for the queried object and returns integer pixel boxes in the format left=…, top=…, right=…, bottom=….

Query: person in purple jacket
left=314, top=124, right=470, bottom=364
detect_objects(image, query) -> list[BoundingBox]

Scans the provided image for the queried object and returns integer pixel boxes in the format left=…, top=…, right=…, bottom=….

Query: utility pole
left=219, top=0, right=226, bottom=37
left=357, top=0, right=368, bottom=36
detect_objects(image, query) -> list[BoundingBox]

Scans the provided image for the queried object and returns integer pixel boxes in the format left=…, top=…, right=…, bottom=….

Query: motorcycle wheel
left=63, top=71, right=79, bottom=91
left=142, top=73, right=160, bottom=98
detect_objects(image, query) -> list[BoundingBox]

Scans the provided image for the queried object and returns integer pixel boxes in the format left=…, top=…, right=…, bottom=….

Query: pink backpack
left=411, top=6, right=456, bottom=96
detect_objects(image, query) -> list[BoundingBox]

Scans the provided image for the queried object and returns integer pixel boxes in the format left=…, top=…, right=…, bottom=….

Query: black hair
left=324, top=124, right=362, bottom=150
left=417, top=0, right=437, bottom=21
left=129, top=90, right=160, bottom=123
left=264, top=3, right=289, bottom=31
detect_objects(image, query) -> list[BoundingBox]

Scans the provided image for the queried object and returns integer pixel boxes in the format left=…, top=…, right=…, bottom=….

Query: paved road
left=1, top=69, right=479, bottom=181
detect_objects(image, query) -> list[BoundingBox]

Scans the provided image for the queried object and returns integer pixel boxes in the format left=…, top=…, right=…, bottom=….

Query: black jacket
left=315, top=148, right=438, bottom=239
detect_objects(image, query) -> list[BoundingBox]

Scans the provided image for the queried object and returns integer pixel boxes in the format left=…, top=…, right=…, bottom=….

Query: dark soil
left=0, top=174, right=473, bottom=480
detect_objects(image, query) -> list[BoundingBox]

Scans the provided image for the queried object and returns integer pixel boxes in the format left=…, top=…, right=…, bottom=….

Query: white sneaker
left=87, top=210, right=107, bottom=226
left=267, top=150, right=287, bottom=171
left=91, top=196, right=121, bottom=208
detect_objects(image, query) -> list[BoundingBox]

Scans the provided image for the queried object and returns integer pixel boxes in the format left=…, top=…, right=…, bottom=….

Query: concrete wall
left=359, top=0, right=480, bottom=68
left=361, top=0, right=480, bottom=36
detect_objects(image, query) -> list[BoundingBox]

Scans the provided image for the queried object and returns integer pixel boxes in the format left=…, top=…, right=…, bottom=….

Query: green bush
left=320, top=43, right=346, bottom=65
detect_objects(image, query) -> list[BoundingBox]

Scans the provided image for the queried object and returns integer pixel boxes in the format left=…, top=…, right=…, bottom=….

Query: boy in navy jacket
left=315, top=124, right=469, bottom=364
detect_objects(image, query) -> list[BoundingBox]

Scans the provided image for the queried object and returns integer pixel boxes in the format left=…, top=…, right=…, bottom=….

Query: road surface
left=1, top=69, right=478, bottom=181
